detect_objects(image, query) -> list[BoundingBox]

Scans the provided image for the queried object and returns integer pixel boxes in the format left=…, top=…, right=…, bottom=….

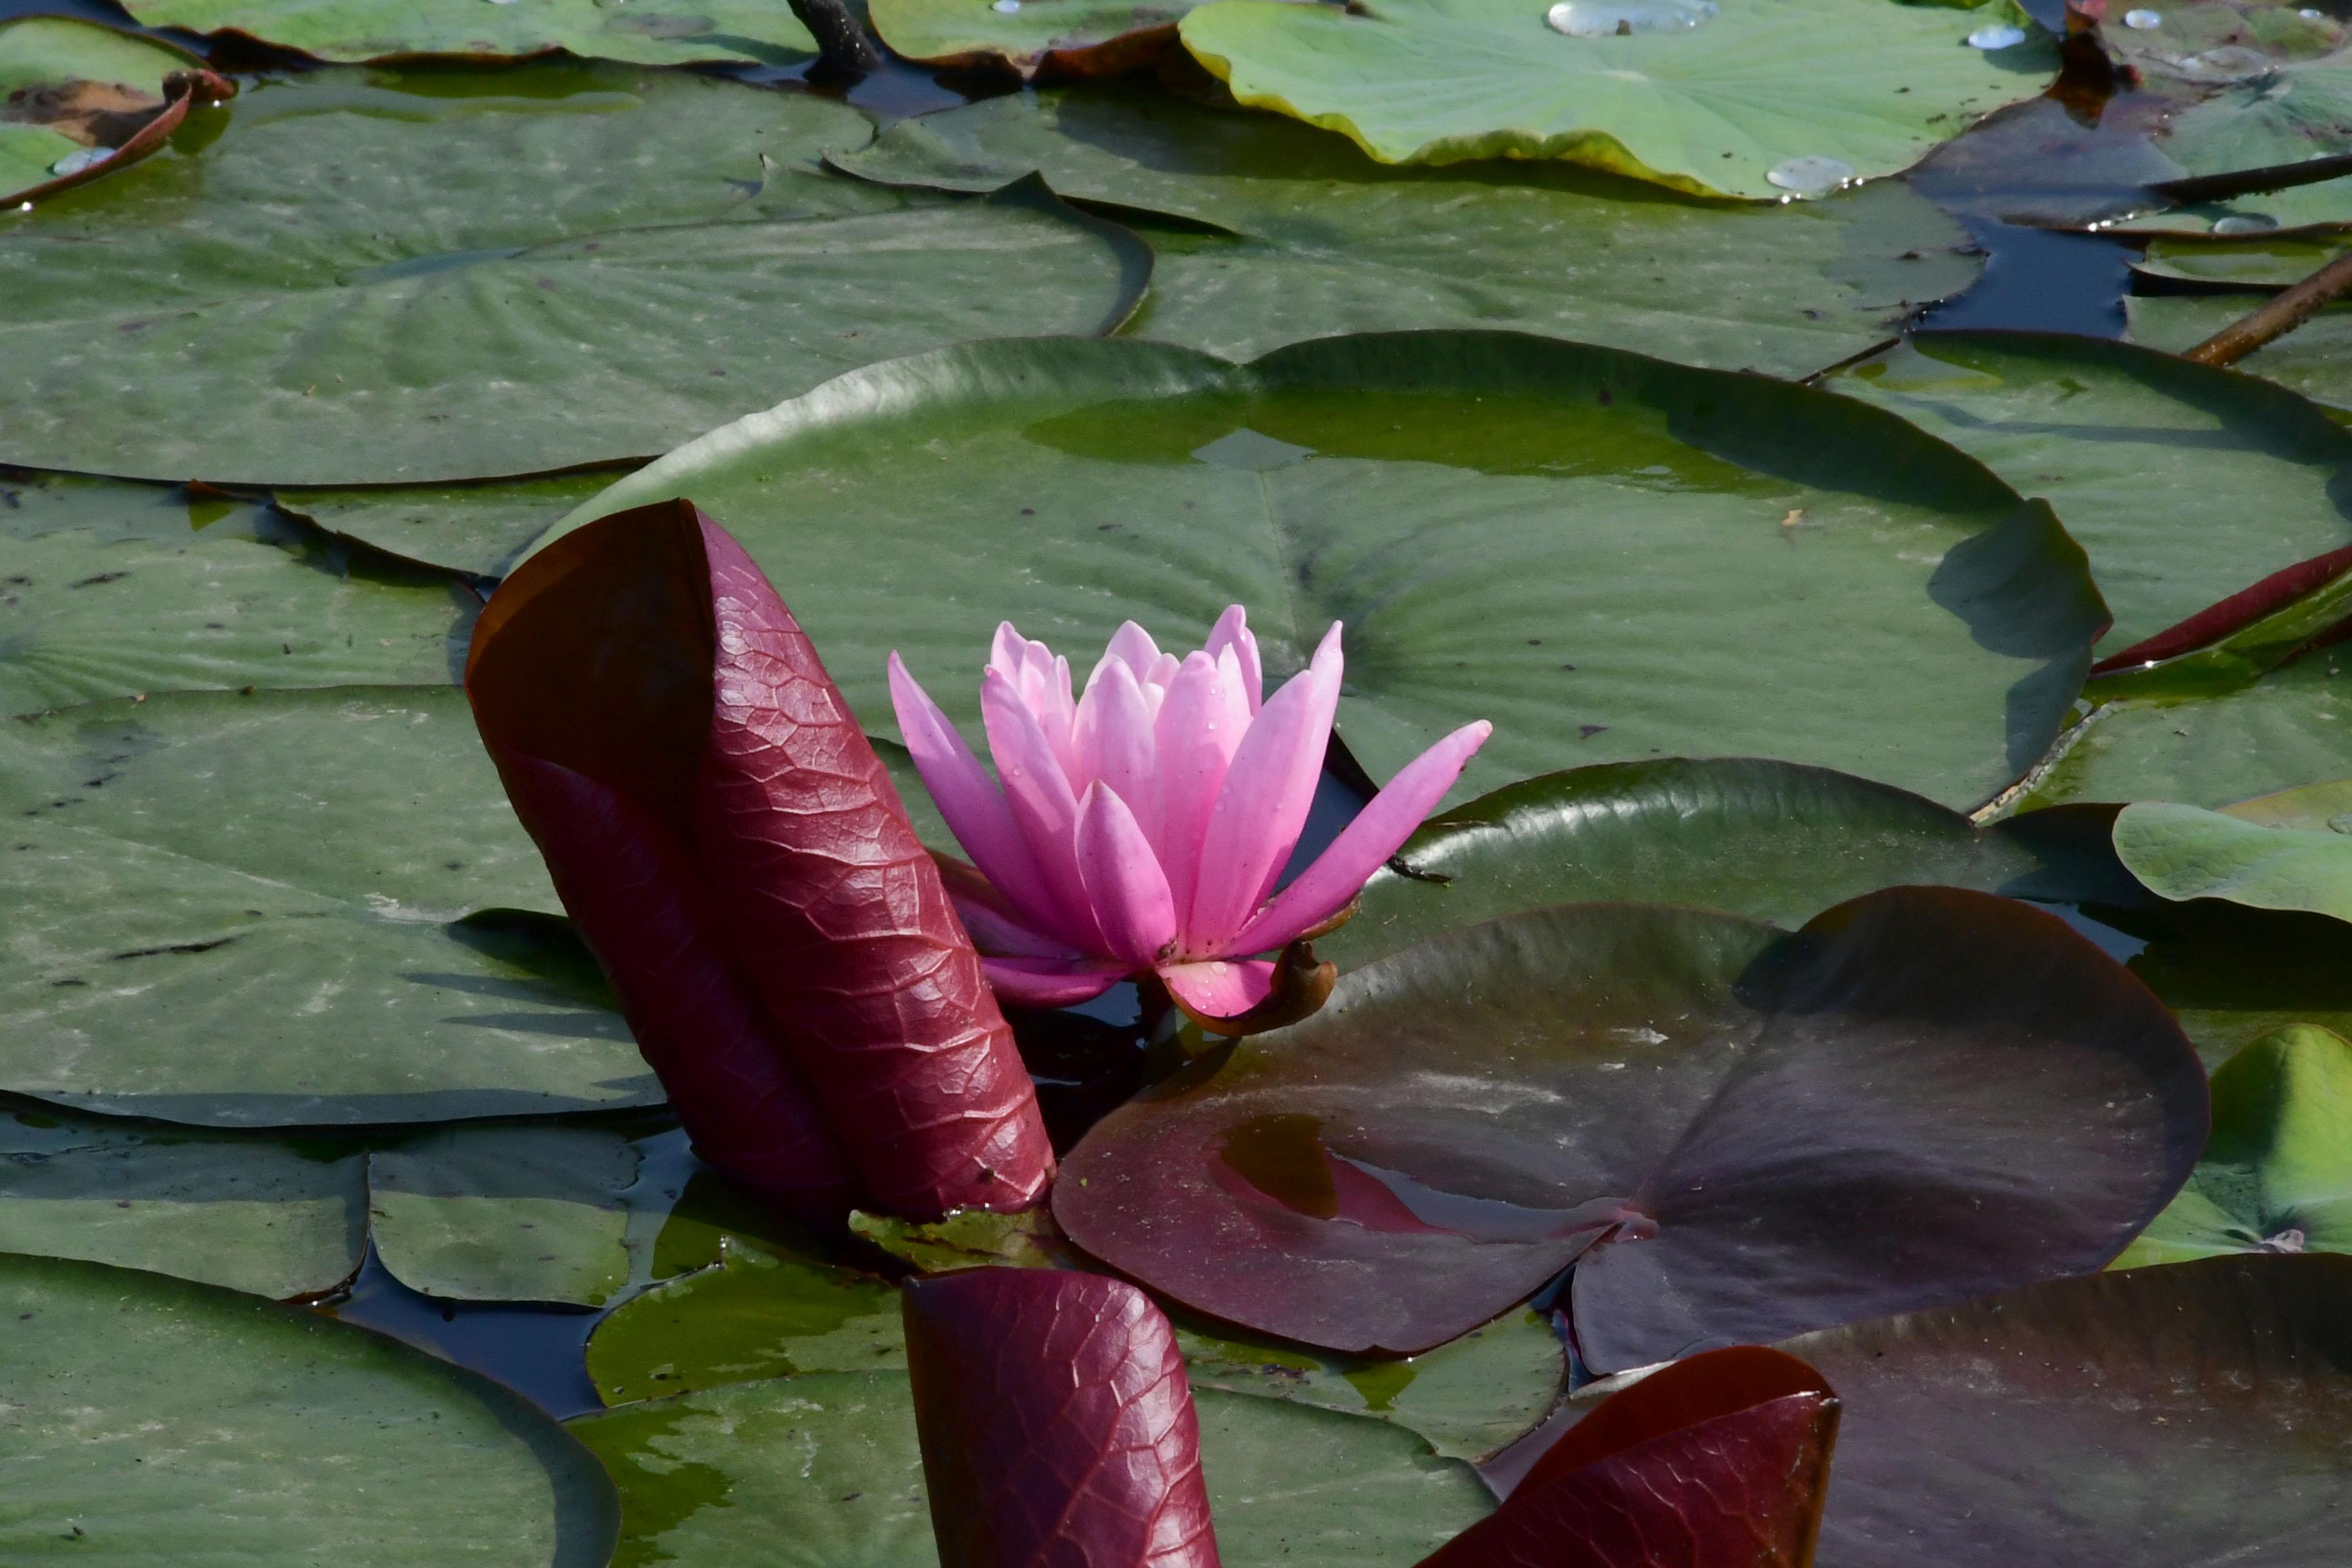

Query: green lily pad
left=2125, top=293, right=2352, bottom=411
left=0, top=17, right=207, bottom=208
left=833, top=83, right=1981, bottom=377
left=2117, top=1025, right=2352, bottom=1265
left=0, top=687, right=654, bottom=1126
left=1322, top=756, right=2109, bottom=972
left=1826, top=333, right=2352, bottom=657
left=0, top=1251, right=620, bottom=1564
left=867, top=0, right=1200, bottom=75
left=2132, top=233, right=2351, bottom=286
left=0, top=64, right=1150, bottom=485
left=0, top=1103, right=366, bottom=1300
left=2114, top=796, right=2352, bottom=921
left=2010, top=652, right=2352, bottom=811
left=1174, top=0, right=2056, bottom=200
left=121, top=0, right=817, bottom=68
left=275, top=472, right=629, bottom=579
left=569, top=1372, right=1493, bottom=1567
left=1, top=471, right=473, bottom=716
left=369, top=1122, right=645, bottom=1306
left=586, top=1235, right=906, bottom=1403
left=549, top=331, right=2104, bottom=812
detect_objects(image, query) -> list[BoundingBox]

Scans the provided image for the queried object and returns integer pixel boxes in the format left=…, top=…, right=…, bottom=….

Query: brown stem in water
left=2185, top=246, right=2352, bottom=368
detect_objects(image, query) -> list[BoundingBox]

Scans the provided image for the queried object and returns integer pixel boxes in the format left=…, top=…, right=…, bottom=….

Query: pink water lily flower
left=888, top=607, right=1491, bottom=1025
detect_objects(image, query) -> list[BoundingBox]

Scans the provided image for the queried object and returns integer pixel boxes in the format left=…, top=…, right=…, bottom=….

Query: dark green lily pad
left=2133, top=234, right=2352, bottom=287
left=1, top=471, right=472, bottom=716
left=831, top=82, right=1981, bottom=376
left=569, top=1371, right=1493, bottom=1567
left=370, top=1122, right=645, bottom=1306
left=1056, top=888, right=2206, bottom=1362
left=0, top=688, right=654, bottom=1126
left=0, top=65, right=1149, bottom=485
left=275, top=472, right=629, bottom=579
left=121, top=0, right=818, bottom=68
left=0, top=1103, right=366, bottom=1299
left=1174, top=0, right=2054, bottom=200
left=2113, top=899, right=2352, bottom=1070
left=551, top=331, right=2105, bottom=812
left=1827, top=333, right=2352, bottom=656
left=2126, top=294, right=2352, bottom=411
left=0, top=1251, right=620, bottom=1564
left=2116, top=1026, right=2352, bottom=1266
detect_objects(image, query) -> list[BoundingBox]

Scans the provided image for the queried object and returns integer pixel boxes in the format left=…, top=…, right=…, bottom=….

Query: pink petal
left=888, top=652, right=1075, bottom=944
left=1155, top=650, right=1253, bottom=925
left=1099, top=621, right=1163, bottom=686
left=1182, top=623, right=1343, bottom=954
left=983, top=667, right=1106, bottom=952
left=1229, top=720, right=1493, bottom=955
left=1160, top=959, right=1275, bottom=1021
left=1073, top=658, right=1162, bottom=847
left=993, top=622, right=1079, bottom=779
left=1075, top=783, right=1179, bottom=968
left=947, top=887, right=1079, bottom=961
left=1206, top=605, right=1263, bottom=715
left=983, top=956, right=1128, bottom=1009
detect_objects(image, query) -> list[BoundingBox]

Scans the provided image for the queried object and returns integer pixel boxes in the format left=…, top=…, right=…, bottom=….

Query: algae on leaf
left=1175, top=0, right=2055, bottom=199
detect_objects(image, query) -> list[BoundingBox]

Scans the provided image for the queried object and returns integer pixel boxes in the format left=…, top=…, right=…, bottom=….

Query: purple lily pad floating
left=1055, top=887, right=2208, bottom=1361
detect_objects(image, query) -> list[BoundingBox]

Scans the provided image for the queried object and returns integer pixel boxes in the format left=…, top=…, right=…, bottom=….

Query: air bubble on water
left=1966, top=23, right=2026, bottom=47
left=993, top=0, right=1022, bottom=11
left=2122, top=7, right=2161, bottom=26
left=1545, top=0, right=1716, bottom=36
left=48, top=146, right=114, bottom=178
left=2211, top=212, right=2282, bottom=235
left=1765, top=154, right=1855, bottom=197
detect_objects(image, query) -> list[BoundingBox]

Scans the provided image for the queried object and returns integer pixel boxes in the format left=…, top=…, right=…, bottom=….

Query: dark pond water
left=3, top=0, right=2256, bottom=1418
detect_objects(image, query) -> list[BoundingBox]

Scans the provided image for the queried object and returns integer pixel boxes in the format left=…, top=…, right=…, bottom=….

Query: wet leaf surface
left=1175, top=0, right=2055, bottom=199
left=2126, top=294, right=2352, bottom=410
left=0, top=65, right=1148, bottom=485
left=833, top=82, right=1982, bottom=376
left=1056, top=888, right=2206, bottom=1360
left=0, top=1251, right=620, bottom=1565
left=552, top=331, right=2105, bottom=813
left=122, top=0, right=818, bottom=68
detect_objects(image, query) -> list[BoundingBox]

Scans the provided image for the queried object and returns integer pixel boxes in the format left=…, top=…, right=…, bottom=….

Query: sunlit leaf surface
left=122, top=0, right=818, bottom=67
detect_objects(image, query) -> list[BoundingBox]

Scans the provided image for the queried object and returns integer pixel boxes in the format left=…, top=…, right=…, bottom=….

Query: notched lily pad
left=1055, top=887, right=2207, bottom=1362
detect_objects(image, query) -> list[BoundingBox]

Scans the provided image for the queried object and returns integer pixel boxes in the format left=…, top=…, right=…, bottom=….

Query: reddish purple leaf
left=467, top=500, right=1054, bottom=1220
left=902, top=1268, right=1220, bottom=1568
left=1427, top=1347, right=1839, bottom=1568
left=2089, top=538, right=2352, bottom=676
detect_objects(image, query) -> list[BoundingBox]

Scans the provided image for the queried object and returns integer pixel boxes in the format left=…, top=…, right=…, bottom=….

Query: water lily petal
left=1155, top=650, right=1252, bottom=924
left=1229, top=720, right=1493, bottom=955
left=1099, top=621, right=1163, bottom=687
left=1184, top=623, right=1342, bottom=953
left=1075, top=782, right=1179, bottom=968
left=983, top=956, right=1129, bottom=1009
left=1205, top=605, right=1263, bottom=714
left=994, top=622, right=1079, bottom=781
left=890, top=652, right=1075, bottom=943
left=1159, top=959, right=1276, bottom=1022
left=1073, top=657, right=1162, bottom=848
left=984, top=667, right=1105, bottom=950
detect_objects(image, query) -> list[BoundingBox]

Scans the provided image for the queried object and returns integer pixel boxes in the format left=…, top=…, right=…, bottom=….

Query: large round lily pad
left=1827, top=332, right=2352, bottom=658
left=0, top=1251, right=620, bottom=1564
left=833, top=82, right=1981, bottom=377
left=121, top=0, right=818, bottom=68
left=1055, top=888, right=2206, bottom=1362
left=569, top=1371, right=1494, bottom=1567
left=1, top=471, right=471, bottom=716
left=1175, top=0, right=2056, bottom=199
left=552, top=331, right=2106, bottom=812
left=0, top=64, right=1149, bottom=485
left=0, top=688, right=655, bottom=1125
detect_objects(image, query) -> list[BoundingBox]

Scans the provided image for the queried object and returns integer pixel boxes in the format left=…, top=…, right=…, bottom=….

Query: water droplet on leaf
left=1967, top=23, right=2026, bottom=47
left=2210, top=213, right=2282, bottom=235
left=993, top=0, right=1021, bottom=11
left=1765, top=155, right=1855, bottom=196
left=47, top=146, right=114, bottom=178
left=1545, top=0, right=1716, bottom=35
left=2122, top=7, right=2161, bottom=26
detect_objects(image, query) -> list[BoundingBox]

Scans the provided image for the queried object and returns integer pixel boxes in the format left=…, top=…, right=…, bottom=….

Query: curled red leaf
left=903, top=1268, right=1220, bottom=1568
left=1439, top=1346, right=1841, bottom=1568
left=467, top=500, right=1054, bottom=1219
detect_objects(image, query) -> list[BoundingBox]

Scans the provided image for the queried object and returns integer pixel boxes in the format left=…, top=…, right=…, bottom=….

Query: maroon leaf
left=467, top=500, right=1054, bottom=1219
left=901, top=1268, right=1220, bottom=1568
left=1426, top=1347, right=1838, bottom=1568
left=1054, top=888, right=2205, bottom=1357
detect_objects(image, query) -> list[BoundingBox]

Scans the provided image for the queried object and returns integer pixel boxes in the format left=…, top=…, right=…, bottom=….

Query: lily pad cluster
left=8, top=0, right=2352, bottom=1562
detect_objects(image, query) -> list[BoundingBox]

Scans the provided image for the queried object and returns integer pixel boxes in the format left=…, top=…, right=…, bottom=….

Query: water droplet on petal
left=2122, top=7, right=2161, bottom=26
left=1967, top=23, right=2026, bottom=47
left=2211, top=212, right=2282, bottom=235
left=2302, top=6, right=2324, bottom=17
left=48, top=146, right=114, bottom=178
left=1545, top=0, right=1716, bottom=35
left=1765, top=155, right=1854, bottom=196
left=993, top=0, right=1021, bottom=11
